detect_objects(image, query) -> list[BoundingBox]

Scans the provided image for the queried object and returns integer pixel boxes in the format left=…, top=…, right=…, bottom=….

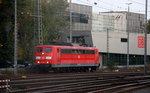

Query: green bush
left=107, top=62, right=118, bottom=71
left=0, top=69, right=14, bottom=75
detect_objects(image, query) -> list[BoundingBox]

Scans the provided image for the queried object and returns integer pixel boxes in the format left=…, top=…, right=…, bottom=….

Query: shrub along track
left=1, top=72, right=150, bottom=93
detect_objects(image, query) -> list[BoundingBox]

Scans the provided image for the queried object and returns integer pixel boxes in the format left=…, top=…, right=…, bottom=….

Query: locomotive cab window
left=45, top=47, right=52, bottom=53
left=37, top=47, right=42, bottom=52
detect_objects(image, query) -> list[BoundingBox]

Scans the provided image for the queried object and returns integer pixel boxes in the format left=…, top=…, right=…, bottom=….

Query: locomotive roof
left=36, top=45, right=98, bottom=50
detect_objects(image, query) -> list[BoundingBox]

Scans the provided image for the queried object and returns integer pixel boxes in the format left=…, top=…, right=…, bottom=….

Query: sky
left=72, top=0, right=150, bottom=19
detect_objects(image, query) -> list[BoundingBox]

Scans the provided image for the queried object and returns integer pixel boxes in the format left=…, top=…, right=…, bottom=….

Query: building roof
left=99, top=11, right=144, bottom=15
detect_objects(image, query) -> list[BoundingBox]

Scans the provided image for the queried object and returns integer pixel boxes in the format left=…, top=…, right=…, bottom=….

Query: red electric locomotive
left=35, top=45, right=100, bottom=72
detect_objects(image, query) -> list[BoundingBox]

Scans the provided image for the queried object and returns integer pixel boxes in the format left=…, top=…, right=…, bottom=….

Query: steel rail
left=116, top=84, right=150, bottom=93
left=37, top=80, right=150, bottom=93
left=9, top=75, right=150, bottom=93
left=10, top=74, right=147, bottom=88
left=10, top=77, right=121, bottom=92
left=9, top=72, right=145, bottom=80
left=0, top=72, right=147, bottom=93
left=89, top=80, right=150, bottom=93
left=9, top=72, right=144, bottom=87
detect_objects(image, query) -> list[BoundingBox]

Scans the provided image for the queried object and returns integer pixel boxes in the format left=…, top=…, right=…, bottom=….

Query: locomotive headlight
left=46, top=61, right=49, bottom=64
left=37, top=61, right=40, bottom=64
left=46, top=56, right=52, bottom=59
left=36, top=56, right=41, bottom=59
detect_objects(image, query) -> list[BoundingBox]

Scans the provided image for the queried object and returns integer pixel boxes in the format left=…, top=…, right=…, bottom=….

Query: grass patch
left=0, top=69, right=14, bottom=75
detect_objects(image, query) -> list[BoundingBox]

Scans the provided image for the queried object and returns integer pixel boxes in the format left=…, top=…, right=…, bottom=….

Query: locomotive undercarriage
left=51, top=63, right=99, bottom=72
left=52, top=66, right=98, bottom=73
left=32, top=64, right=99, bottom=73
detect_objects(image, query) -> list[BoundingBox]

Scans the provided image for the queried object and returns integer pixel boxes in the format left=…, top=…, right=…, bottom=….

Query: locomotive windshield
left=45, top=47, right=52, bottom=53
left=37, top=47, right=42, bottom=52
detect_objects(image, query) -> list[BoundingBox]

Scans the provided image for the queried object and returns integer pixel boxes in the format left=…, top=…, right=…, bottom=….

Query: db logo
left=138, top=36, right=144, bottom=48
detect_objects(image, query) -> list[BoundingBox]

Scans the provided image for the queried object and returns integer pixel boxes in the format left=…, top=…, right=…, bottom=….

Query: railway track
left=1, top=72, right=150, bottom=93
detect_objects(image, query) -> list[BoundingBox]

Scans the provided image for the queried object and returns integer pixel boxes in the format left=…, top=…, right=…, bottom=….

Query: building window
left=121, top=38, right=127, bottom=42
left=71, top=12, right=89, bottom=24
left=72, top=36, right=85, bottom=44
left=68, top=36, right=85, bottom=44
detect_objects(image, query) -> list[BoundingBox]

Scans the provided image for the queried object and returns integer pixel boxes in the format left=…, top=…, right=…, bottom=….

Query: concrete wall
left=91, top=31, right=150, bottom=55
left=62, top=31, right=93, bottom=46
left=71, top=3, right=92, bottom=31
left=92, top=13, right=114, bottom=32
left=62, top=3, right=93, bottom=46
left=96, top=12, right=144, bottom=33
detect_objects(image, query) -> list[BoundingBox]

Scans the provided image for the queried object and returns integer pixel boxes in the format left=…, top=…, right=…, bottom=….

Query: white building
left=92, top=12, right=144, bottom=33
left=92, top=31, right=150, bottom=54
left=62, top=3, right=150, bottom=66
left=92, top=12, right=149, bottom=66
